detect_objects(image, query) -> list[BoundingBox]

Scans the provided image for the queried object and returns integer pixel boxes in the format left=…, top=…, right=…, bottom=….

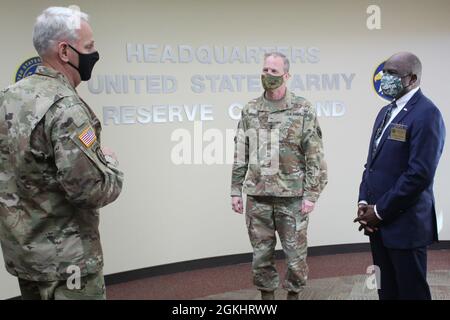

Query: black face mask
left=67, top=44, right=99, bottom=81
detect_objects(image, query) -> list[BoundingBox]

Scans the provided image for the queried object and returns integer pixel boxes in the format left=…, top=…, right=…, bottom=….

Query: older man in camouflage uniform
left=0, top=7, right=123, bottom=300
left=231, top=52, right=327, bottom=300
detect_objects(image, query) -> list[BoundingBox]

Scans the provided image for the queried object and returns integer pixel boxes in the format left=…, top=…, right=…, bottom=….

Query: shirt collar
left=395, top=86, right=420, bottom=109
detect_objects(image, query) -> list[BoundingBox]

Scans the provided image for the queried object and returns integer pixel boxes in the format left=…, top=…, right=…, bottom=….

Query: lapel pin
left=403, top=108, right=408, bottom=111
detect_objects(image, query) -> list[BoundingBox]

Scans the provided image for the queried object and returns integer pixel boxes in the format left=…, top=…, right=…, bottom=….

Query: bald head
left=384, top=52, right=422, bottom=88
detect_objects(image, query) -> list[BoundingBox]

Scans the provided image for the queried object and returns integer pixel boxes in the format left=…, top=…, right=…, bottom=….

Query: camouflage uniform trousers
left=18, top=271, right=105, bottom=300
left=245, top=195, right=309, bottom=293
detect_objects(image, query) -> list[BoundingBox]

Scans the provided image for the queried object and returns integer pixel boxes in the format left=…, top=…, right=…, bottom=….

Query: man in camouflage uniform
left=0, top=7, right=123, bottom=300
left=231, top=52, right=327, bottom=300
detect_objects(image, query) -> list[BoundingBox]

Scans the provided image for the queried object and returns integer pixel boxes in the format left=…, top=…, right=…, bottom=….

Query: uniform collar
left=35, top=65, right=76, bottom=91
left=259, top=91, right=293, bottom=112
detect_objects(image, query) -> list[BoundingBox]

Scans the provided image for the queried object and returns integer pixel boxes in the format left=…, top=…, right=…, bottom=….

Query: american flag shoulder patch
left=78, top=126, right=97, bottom=148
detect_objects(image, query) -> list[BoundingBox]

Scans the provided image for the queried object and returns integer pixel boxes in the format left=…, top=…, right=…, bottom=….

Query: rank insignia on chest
left=78, top=126, right=97, bottom=148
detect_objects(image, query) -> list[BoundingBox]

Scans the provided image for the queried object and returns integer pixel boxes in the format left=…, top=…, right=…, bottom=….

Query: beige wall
left=1, top=0, right=449, bottom=299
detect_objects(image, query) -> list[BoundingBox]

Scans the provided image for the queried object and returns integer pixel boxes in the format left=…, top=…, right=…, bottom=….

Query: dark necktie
left=372, top=101, right=397, bottom=156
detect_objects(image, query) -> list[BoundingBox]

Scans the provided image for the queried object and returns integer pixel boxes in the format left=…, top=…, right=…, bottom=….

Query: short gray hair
left=32, top=6, right=89, bottom=57
left=264, top=52, right=290, bottom=73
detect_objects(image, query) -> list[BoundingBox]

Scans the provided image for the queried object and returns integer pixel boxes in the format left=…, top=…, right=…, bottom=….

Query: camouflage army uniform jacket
left=231, top=91, right=327, bottom=201
left=0, top=66, right=124, bottom=281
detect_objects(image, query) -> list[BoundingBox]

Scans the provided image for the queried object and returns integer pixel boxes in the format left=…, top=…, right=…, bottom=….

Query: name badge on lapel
left=388, top=123, right=407, bottom=142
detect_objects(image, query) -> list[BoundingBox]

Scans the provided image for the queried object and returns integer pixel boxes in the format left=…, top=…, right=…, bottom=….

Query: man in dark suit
left=355, top=52, right=446, bottom=300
